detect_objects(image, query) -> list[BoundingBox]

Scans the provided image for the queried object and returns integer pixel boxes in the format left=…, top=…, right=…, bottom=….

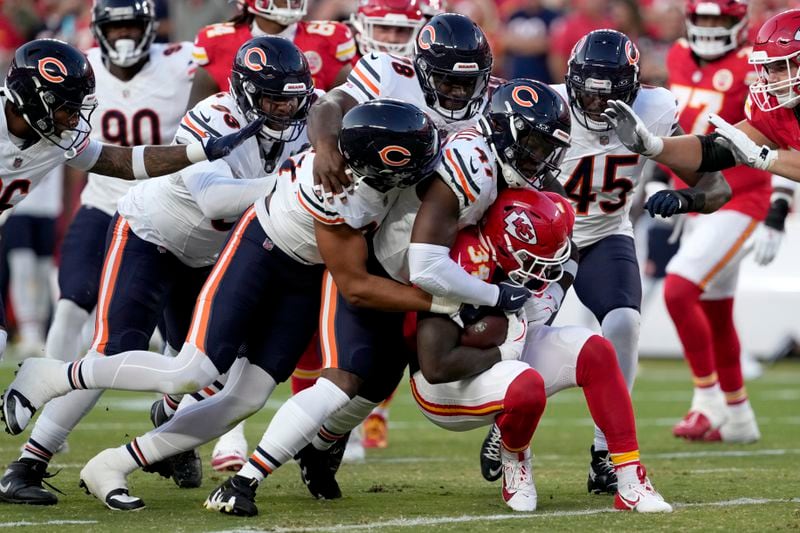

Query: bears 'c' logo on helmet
left=37, top=58, right=68, bottom=83
left=418, top=25, right=436, bottom=51
left=511, top=85, right=539, bottom=108
left=378, top=145, right=412, bottom=167
left=624, top=40, right=639, bottom=66
left=244, top=47, right=268, bottom=72
left=504, top=210, right=538, bottom=245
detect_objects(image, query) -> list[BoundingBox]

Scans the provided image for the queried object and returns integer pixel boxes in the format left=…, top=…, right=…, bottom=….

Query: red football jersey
left=450, top=226, right=499, bottom=282
left=666, top=38, right=770, bottom=220
left=192, top=20, right=356, bottom=92
left=745, top=94, right=800, bottom=152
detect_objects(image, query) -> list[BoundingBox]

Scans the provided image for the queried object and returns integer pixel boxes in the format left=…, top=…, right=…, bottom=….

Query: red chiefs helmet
left=419, top=0, right=448, bottom=19
left=245, top=0, right=307, bottom=26
left=479, top=188, right=574, bottom=291
left=684, top=0, right=748, bottom=60
left=351, top=0, right=425, bottom=57
left=749, top=9, right=800, bottom=112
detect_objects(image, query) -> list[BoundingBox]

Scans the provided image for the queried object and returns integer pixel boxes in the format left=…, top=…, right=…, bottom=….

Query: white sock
left=615, top=463, right=642, bottom=486
left=239, top=378, right=350, bottom=483
left=9, top=249, right=44, bottom=345
left=45, top=299, right=91, bottom=362
left=728, top=399, right=753, bottom=419
left=693, top=384, right=724, bottom=406
left=313, top=396, right=378, bottom=451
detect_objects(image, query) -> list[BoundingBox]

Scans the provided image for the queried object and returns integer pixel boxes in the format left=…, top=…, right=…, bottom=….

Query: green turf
left=0, top=359, right=798, bottom=532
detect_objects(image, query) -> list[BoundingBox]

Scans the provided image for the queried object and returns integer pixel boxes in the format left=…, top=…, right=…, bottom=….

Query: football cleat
left=0, top=459, right=61, bottom=505
left=79, top=448, right=144, bottom=511
left=673, top=410, right=714, bottom=440
left=2, top=358, right=67, bottom=435
left=614, top=464, right=672, bottom=513
left=480, top=423, right=503, bottom=482
left=704, top=404, right=761, bottom=444
left=295, top=440, right=344, bottom=500
left=204, top=475, right=259, bottom=517
left=211, top=423, right=248, bottom=472
left=587, top=445, right=618, bottom=494
left=362, top=413, right=388, bottom=449
left=149, top=397, right=172, bottom=428
left=501, top=446, right=537, bottom=512
left=171, top=449, right=202, bottom=488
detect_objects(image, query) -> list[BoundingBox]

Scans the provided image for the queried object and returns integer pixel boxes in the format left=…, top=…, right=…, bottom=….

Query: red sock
left=664, top=274, right=718, bottom=387
left=700, top=298, right=746, bottom=404
left=577, top=335, right=638, bottom=454
left=495, top=369, right=546, bottom=451
left=291, top=332, right=321, bottom=395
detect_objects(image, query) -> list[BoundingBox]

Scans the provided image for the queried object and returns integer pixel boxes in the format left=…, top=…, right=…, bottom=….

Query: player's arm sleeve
left=338, top=52, right=384, bottom=103
left=191, top=28, right=212, bottom=67
left=182, top=160, right=273, bottom=220
left=65, top=138, right=103, bottom=171
left=408, top=242, right=500, bottom=307
left=333, top=23, right=357, bottom=64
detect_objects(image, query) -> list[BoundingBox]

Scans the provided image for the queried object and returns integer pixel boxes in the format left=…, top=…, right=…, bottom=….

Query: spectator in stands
left=548, top=0, right=612, bottom=81
left=500, top=0, right=560, bottom=83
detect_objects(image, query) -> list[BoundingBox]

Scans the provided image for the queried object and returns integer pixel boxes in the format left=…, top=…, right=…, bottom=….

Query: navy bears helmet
left=566, top=29, right=640, bottom=132
left=339, top=99, right=441, bottom=192
left=4, top=39, right=97, bottom=152
left=413, top=13, right=493, bottom=121
left=230, top=36, right=315, bottom=143
left=481, top=79, right=571, bottom=189
left=91, top=0, right=157, bottom=68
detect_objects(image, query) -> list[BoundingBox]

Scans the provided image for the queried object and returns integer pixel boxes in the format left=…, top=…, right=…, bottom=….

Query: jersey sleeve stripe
left=297, top=189, right=345, bottom=224
left=351, top=65, right=380, bottom=97
left=445, top=149, right=477, bottom=203
left=441, top=162, right=470, bottom=202
left=188, top=111, right=223, bottom=138
left=453, top=149, right=481, bottom=195
left=180, top=116, right=209, bottom=141
left=345, top=76, right=375, bottom=101
left=360, top=59, right=381, bottom=83
left=335, top=43, right=356, bottom=60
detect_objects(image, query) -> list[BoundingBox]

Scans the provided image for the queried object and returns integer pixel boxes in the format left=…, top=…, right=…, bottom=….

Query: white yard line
left=0, top=520, right=97, bottom=528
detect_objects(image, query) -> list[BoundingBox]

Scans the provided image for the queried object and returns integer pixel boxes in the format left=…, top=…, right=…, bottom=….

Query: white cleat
left=2, top=358, right=67, bottom=435
left=501, top=446, right=537, bottom=512
left=706, top=404, right=761, bottom=443
left=342, top=425, right=365, bottom=464
left=79, top=448, right=144, bottom=511
left=211, top=422, right=248, bottom=472
left=614, top=464, right=672, bottom=513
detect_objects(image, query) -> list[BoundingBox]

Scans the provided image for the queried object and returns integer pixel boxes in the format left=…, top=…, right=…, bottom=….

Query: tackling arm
left=307, top=89, right=359, bottom=195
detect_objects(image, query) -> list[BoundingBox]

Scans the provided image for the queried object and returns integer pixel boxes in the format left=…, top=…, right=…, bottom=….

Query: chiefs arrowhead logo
left=37, top=57, right=68, bottom=83
left=504, top=210, right=537, bottom=244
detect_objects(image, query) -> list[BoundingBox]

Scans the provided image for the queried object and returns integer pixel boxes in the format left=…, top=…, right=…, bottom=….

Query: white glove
left=708, top=114, right=777, bottom=171
left=0, top=329, right=6, bottom=362
left=430, top=295, right=462, bottom=315
left=750, top=223, right=784, bottom=266
left=601, top=100, right=664, bottom=157
left=498, top=309, right=527, bottom=361
left=523, top=291, right=559, bottom=326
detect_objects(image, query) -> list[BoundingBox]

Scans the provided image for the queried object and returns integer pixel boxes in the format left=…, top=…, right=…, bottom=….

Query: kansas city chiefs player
left=663, top=0, right=794, bottom=445
left=189, top=0, right=356, bottom=106
left=350, top=0, right=426, bottom=58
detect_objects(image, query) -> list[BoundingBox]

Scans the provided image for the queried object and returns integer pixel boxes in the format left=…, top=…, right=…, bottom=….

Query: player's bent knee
left=504, top=368, right=546, bottom=415
left=320, top=367, right=361, bottom=398
left=167, top=343, right=222, bottom=394
left=575, top=335, right=617, bottom=386
left=664, top=274, right=699, bottom=312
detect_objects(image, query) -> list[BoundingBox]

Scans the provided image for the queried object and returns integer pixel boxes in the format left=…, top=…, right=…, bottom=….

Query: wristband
left=132, top=146, right=149, bottom=179
left=430, top=295, right=460, bottom=315
left=186, top=143, right=208, bottom=164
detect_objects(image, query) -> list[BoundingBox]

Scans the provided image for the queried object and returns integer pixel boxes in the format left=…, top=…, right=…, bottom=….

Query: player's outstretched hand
left=708, top=114, right=776, bottom=171
left=312, top=144, right=353, bottom=204
left=203, top=116, right=266, bottom=161
left=601, top=100, right=664, bottom=157
left=495, top=281, right=531, bottom=312
left=498, top=309, right=527, bottom=361
left=750, top=223, right=783, bottom=266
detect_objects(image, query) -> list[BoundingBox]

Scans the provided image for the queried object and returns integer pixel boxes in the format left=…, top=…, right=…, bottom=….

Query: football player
left=663, top=0, right=794, bottom=445
left=0, top=36, right=313, bottom=500
left=189, top=0, right=356, bottom=105
left=0, top=0, right=198, bottom=506
left=0, top=37, right=258, bottom=360
left=66, top=100, right=448, bottom=511
left=411, top=188, right=671, bottom=513
left=535, top=29, right=731, bottom=495
left=350, top=0, right=426, bottom=58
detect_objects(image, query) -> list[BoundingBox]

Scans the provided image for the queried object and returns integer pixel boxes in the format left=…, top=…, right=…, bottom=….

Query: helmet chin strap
left=109, top=39, right=141, bottom=67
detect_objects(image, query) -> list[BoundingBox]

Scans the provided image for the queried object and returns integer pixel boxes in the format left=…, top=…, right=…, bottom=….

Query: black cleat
left=295, top=436, right=347, bottom=500
left=0, top=459, right=62, bottom=505
left=149, top=397, right=172, bottom=428
left=147, top=398, right=201, bottom=488
left=204, top=475, right=258, bottom=516
left=587, top=445, right=618, bottom=494
left=480, top=424, right=502, bottom=482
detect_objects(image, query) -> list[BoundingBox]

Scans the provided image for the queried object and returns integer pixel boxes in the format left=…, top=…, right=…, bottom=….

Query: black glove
left=764, top=197, right=790, bottom=231
left=644, top=189, right=706, bottom=218
left=203, top=116, right=266, bottom=161
left=495, top=280, right=531, bottom=312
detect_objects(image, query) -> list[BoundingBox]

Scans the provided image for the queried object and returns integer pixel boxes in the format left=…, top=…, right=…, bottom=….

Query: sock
left=578, top=336, right=639, bottom=455
left=599, top=307, right=641, bottom=389
left=664, top=274, right=717, bottom=386
left=495, top=368, right=547, bottom=452
left=239, top=378, right=350, bottom=483
left=9, top=249, right=45, bottom=346
left=290, top=334, right=321, bottom=395
left=36, top=257, right=55, bottom=323
left=161, top=394, right=181, bottom=418
left=700, top=298, right=746, bottom=404
left=45, top=299, right=91, bottom=362
left=312, top=395, right=378, bottom=451
left=614, top=458, right=644, bottom=487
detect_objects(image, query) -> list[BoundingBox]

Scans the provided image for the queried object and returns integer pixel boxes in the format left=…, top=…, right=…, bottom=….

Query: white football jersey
left=256, top=149, right=401, bottom=265
left=11, top=165, right=63, bottom=218
left=117, top=92, right=309, bottom=268
left=552, top=84, right=678, bottom=249
left=80, top=43, right=194, bottom=215
left=373, top=126, right=498, bottom=283
left=339, top=52, right=484, bottom=135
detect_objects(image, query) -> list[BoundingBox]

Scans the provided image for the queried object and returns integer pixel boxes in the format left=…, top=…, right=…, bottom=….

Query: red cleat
left=672, top=411, right=712, bottom=440
left=362, top=414, right=388, bottom=449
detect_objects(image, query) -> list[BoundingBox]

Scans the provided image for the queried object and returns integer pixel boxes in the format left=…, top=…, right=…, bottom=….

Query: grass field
left=0, top=358, right=798, bottom=532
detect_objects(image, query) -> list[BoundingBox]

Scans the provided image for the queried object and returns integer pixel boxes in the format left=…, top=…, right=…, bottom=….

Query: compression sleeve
left=183, top=160, right=274, bottom=220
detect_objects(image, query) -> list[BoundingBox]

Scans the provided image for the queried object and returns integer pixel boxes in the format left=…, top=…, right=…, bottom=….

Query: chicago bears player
left=662, top=0, right=795, bottom=445
left=58, top=100, right=447, bottom=511
left=412, top=188, right=671, bottom=513
left=0, top=37, right=315, bottom=501
left=350, top=0, right=426, bottom=58
left=0, top=37, right=258, bottom=362
left=189, top=0, right=356, bottom=106
left=310, top=13, right=494, bottom=198
left=546, top=29, right=732, bottom=495
left=0, top=0, right=198, bottom=506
